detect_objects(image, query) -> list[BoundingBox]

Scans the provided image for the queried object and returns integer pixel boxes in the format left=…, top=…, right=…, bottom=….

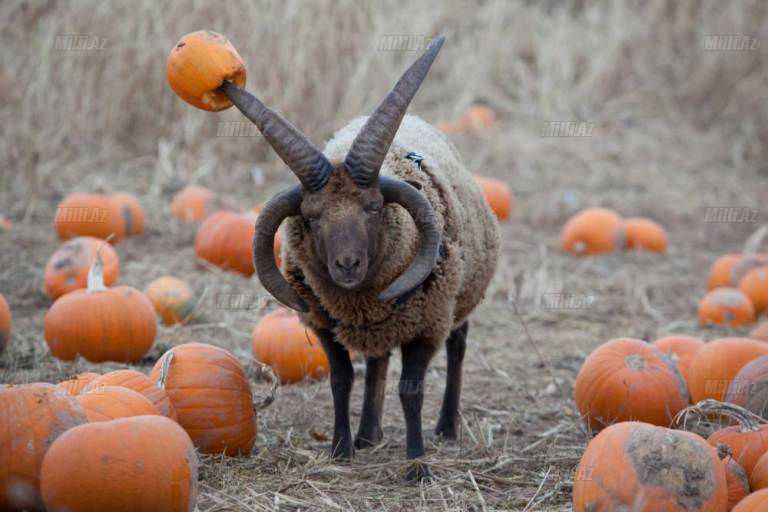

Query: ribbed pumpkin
left=44, top=236, right=120, bottom=300
left=40, top=416, right=198, bottom=512
left=0, top=293, right=9, bottom=354
left=44, top=255, right=157, bottom=362
left=709, top=424, right=768, bottom=477
left=170, top=185, right=219, bottom=222
left=474, top=175, right=512, bottom=221
left=573, top=421, right=727, bottom=511
left=739, top=267, right=768, bottom=314
left=751, top=451, right=768, bottom=490
left=83, top=369, right=176, bottom=420
left=76, top=386, right=160, bottom=422
left=560, top=207, right=624, bottom=255
left=652, top=335, right=704, bottom=396
left=725, top=356, right=768, bottom=420
left=110, top=192, right=145, bottom=237
left=149, top=343, right=256, bottom=455
left=167, top=30, right=246, bottom=112
left=194, top=211, right=255, bottom=276
left=689, top=338, right=768, bottom=403
left=145, top=276, right=197, bottom=325
left=56, top=372, right=100, bottom=395
left=0, top=383, right=87, bottom=511
left=623, top=217, right=668, bottom=253
left=54, top=192, right=124, bottom=242
left=699, top=288, right=756, bottom=327
left=252, top=309, right=330, bottom=384
left=733, top=489, right=768, bottom=511
left=574, top=338, right=688, bottom=431
left=722, top=452, right=751, bottom=511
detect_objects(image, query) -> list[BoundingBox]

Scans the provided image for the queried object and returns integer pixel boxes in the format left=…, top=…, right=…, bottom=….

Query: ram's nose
left=330, top=253, right=366, bottom=289
left=335, top=255, right=361, bottom=273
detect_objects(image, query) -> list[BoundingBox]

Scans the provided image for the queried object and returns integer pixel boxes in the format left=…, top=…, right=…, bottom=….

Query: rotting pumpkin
left=44, top=236, right=120, bottom=300
left=110, top=192, right=145, bottom=237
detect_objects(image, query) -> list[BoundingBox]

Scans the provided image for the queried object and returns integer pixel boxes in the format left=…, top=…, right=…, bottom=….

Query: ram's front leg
left=316, top=329, right=354, bottom=459
left=355, top=353, right=390, bottom=449
left=400, top=338, right=437, bottom=481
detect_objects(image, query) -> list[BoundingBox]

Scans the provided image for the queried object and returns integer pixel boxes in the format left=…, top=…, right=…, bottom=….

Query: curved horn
left=220, top=81, right=332, bottom=192
left=254, top=185, right=308, bottom=312
left=344, top=36, right=445, bottom=188
left=378, top=176, right=442, bottom=302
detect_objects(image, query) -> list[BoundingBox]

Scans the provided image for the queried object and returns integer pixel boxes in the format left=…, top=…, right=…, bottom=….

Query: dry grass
left=2, top=0, right=768, bottom=510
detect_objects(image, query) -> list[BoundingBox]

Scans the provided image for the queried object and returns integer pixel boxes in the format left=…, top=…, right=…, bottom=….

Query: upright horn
left=344, top=36, right=445, bottom=188
left=220, top=81, right=333, bottom=192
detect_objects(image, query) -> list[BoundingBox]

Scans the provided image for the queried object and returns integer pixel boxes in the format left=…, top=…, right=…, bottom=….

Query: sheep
left=219, top=36, right=500, bottom=480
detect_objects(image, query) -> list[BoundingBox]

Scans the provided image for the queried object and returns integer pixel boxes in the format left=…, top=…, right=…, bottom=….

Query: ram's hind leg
left=317, top=329, right=354, bottom=460
left=435, top=320, right=468, bottom=440
left=400, top=338, right=437, bottom=481
left=355, top=353, right=390, bottom=449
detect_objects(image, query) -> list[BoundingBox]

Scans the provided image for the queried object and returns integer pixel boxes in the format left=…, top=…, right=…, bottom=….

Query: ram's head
left=220, top=37, right=445, bottom=312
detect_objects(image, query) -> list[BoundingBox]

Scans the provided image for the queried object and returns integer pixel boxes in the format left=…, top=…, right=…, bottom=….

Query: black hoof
left=354, top=429, right=383, bottom=449
left=434, top=419, right=458, bottom=440
left=330, top=437, right=354, bottom=460
left=405, top=461, right=433, bottom=482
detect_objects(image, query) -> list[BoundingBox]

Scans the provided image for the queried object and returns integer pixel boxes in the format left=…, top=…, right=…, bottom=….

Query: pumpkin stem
left=674, top=399, right=766, bottom=433
left=155, top=351, right=174, bottom=389
left=86, top=243, right=109, bottom=293
left=251, top=360, right=279, bottom=411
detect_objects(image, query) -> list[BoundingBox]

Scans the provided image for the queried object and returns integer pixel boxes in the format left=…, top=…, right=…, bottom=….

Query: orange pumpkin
left=709, top=254, right=746, bottom=290
left=167, top=30, right=246, bottom=112
left=149, top=343, right=256, bottom=455
left=722, top=453, right=751, bottom=511
left=0, top=216, right=11, bottom=232
left=699, top=288, right=756, bottom=327
left=44, top=236, right=120, bottom=300
left=740, top=267, right=768, bottom=314
left=460, top=105, right=497, bottom=131
left=0, top=293, right=9, bottom=354
left=652, top=335, right=704, bottom=396
left=76, top=386, right=160, bottom=422
left=725, top=355, right=768, bottom=420
left=732, top=254, right=768, bottom=285
left=171, top=185, right=220, bottom=222
left=709, top=424, right=768, bottom=477
left=623, top=217, right=668, bottom=253
left=574, top=338, right=688, bottom=431
left=750, top=321, right=768, bottom=342
left=689, top=338, right=768, bottom=403
left=474, top=175, right=512, bottom=221
left=40, top=415, right=198, bottom=512
left=110, top=192, right=145, bottom=236
left=54, top=192, right=124, bottom=242
left=44, top=255, right=157, bottom=362
left=0, top=383, right=87, bottom=511
left=83, top=369, right=177, bottom=420
left=751, top=451, right=768, bottom=490
left=194, top=211, right=255, bottom=276
left=733, top=489, right=768, bottom=511
left=560, top=207, right=624, bottom=255
left=573, top=421, right=727, bottom=511
left=145, top=276, right=197, bottom=325
left=56, top=372, right=100, bottom=395
left=252, top=309, right=330, bottom=384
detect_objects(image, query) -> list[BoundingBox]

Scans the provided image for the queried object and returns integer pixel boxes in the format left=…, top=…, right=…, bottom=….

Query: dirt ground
left=2, top=1, right=768, bottom=510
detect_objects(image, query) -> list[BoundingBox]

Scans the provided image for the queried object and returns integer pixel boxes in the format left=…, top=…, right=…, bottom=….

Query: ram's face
left=300, top=169, right=385, bottom=289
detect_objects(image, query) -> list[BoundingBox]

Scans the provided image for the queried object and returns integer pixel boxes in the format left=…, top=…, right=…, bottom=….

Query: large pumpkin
left=0, top=383, right=87, bottom=511
left=698, top=288, right=756, bottom=327
left=110, top=192, right=145, bottom=237
left=252, top=309, right=330, bottom=384
left=40, top=415, right=198, bottom=512
left=0, top=293, right=10, bottom=354
left=725, top=356, right=768, bottom=420
left=44, top=255, right=157, bottom=362
left=474, top=175, right=512, bottom=221
left=44, top=236, right=120, bottom=300
left=574, top=338, right=688, bottom=431
left=623, top=217, right=668, bottom=253
left=76, top=386, right=160, bottom=422
left=149, top=343, right=256, bottom=455
left=733, top=489, right=768, bottom=511
left=54, top=192, right=124, bottom=242
left=83, top=369, right=177, bottom=420
left=194, top=211, right=255, bottom=276
left=573, top=421, right=727, bottom=511
left=560, top=207, right=624, bottom=255
left=167, top=30, right=246, bottom=112
left=652, top=335, right=704, bottom=397
left=56, top=372, right=100, bottom=395
left=145, top=276, right=197, bottom=325
left=689, top=338, right=768, bottom=403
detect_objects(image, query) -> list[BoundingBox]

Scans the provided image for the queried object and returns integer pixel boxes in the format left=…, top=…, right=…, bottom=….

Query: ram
left=221, top=36, right=499, bottom=480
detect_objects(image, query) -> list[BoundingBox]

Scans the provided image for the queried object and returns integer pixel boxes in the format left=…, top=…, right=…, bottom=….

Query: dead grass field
left=2, top=0, right=768, bottom=510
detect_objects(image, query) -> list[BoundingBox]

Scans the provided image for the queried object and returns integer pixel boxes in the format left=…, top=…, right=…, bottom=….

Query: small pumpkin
left=560, top=207, right=624, bottom=255
left=167, top=30, right=246, bottom=112
left=252, top=309, right=330, bottom=384
left=573, top=421, right=728, bottom=511
left=145, top=276, right=197, bottom=325
left=194, top=211, right=255, bottom=276
left=44, top=236, right=120, bottom=300
left=40, top=415, right=198, bottom=512
left=149, top=343, right=256, bottom=455
left=44, top=254, right=157, bottom=362
left=751, top=450, right=768, bottom=490
left=170, top=185, right=220, bottom=222
left=750, top=321, right=768, bottom=342
left=83, top=369, right=177, bottom=420
left=474, top=175, right=512, bottom=221
left=740, top=267, right=768, bottom=314
left=54, top=192, right=124, bottom=242
left=732, top=489, right=768, bottom=511
left=623, top=217, right=668, bottom=253
left=689, top=338, right=768, bottom=403
left=722, top=450, right=751, bottom=511
left=0, top=293, right=10, bottom=354
left=56, top=372, right=100, bottom=395
left=460, top=105, right=497, bottom=132
left=574, top=338, right=688, bottom=431
left=698, top=288, right=756, bottom=327
left=76, top=386, right=160, bottom=422
left=725, top=356, right=768, bottom=420
left=709, top=254, right=746, bottom=290
left=110, top=192, right=145, bottom=236
left=652, top=335, right=704, bottom=396
left=0, top=383, right=87, bottom=511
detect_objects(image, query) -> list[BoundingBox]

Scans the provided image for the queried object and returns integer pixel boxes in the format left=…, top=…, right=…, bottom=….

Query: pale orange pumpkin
left=110, top=192, right=145, bottom=236
left=560, top=208, right=624, bottom=255
left=83, top=369, right=177, bottom=420
left=54, top=192, right=124, bottom=242
left=56, top=372, right=100, bottom=395
left=699, top=288, right=756, bottom=327
left=0, top=383, right=87, bottom=511
left=145, top=276, right=197, bottom=325
left=170, top=185, right=220, bottom=222
left=739, top=267, right=768, bottom=314
left=167, top=30, right=246, bottom=112
left=574, top=338, right=688, bottom=431
left=460, top=105, right=497, bottom=131
left=76, top=386, right=160, bottom=422
left=474, top=175, right=512, bottom=221
left=689, top=338, right=768, bottom=403
left=194, top=211, right=255, bottom=276
left=0, top=293, right=9, bottom=354
left=623, top=217, right=668, bottom=253
left=40, top=415, right=198, bottom=512
left=652, top=335, right=704, bottom=400
left=573, top=421, right=728, bottom=511
left=149, top=343, right=256, bottom=455
left=252, top=309, right=330, bottom=384
left=44, top=236, right=120, bottom=300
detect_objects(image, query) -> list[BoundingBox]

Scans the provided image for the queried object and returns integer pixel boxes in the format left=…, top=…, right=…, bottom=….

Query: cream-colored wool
left=282, top=115, right=500, bottom=356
